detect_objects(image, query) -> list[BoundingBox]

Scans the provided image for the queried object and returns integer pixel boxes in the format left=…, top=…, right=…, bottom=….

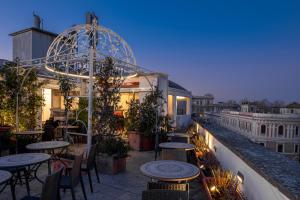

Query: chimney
left=33, top=13, right=41, bottom=29
left=86, top=12, right=98, bottom=25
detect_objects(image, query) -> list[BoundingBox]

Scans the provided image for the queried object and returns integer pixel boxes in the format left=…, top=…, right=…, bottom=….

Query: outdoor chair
left=147, top=182, right=189, bottom=191
left=65, top=144, right=100, bottom=193
left=142, top=190, right=188, bottom=200
left=21, top=167, right=64, bottom=200
left=81, top=144, right=100, bottom=193
left=59, top=154, right=87, bottom=200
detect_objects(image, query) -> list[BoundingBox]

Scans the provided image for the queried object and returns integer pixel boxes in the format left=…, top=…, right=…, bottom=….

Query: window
left=295, top=144, right=299, bottom=153
left=278, top=125, right=284, bottom=136
left=177, top=98, right=187, bottom=115
left=296, top=126, right=299, bottom=137
left=277, top=144, right=284, bottom=153
left=261, top=125, right=266, bottom=134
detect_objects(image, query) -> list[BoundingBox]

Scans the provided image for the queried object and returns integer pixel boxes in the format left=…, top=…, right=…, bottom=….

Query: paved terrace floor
left=1, top=151, right=207, bottom=200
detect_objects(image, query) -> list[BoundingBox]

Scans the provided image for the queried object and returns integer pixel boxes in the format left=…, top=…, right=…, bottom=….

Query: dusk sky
left=0, top=0, right=299, bottom=102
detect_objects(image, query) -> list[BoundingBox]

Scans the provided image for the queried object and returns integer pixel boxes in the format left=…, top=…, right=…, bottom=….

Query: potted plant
left=93, top=57, right=129, bottom=174
left=96, top=136, right=129, bottom=174
left=125, top=87, right=166, bottom=151
left=203, top=169, right=244, bottom=200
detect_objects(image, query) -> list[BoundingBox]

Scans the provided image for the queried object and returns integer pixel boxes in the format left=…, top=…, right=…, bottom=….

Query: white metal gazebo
left=17, top=17, right=154, bottom=150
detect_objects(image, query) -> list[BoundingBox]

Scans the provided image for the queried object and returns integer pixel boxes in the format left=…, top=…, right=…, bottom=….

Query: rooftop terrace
left=1, top=150, right=206, bottom=200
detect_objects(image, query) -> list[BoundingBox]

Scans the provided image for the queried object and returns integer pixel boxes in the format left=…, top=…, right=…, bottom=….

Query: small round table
left=167, top=133, right=191, bottom=143
left=140, top=160, right=199, bottom=182
left=26, top=141, right=70, bottom=173
left=159, top=142, right=195, bottom=150
left=0, top=153, right=50, bottom=199
left=26, top=141, right=70, bottom=151
left=159, top=142, right=195, bottom=162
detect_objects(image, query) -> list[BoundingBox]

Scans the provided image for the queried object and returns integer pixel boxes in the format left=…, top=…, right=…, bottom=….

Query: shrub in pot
left=125, top=88, right=167, bottom=151
left=96, top=137, right=129, bottom=174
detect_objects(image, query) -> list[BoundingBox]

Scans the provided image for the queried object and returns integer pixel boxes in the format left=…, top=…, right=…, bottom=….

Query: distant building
left=9, top=14, right=57, bottom=61
left=241, top=101, right=268, bottom=113
left=212, top=101, right=240, bottom=113
left=207, top=110, right=300, bottom=159
left=192, top=94, right=214, bottom=114
left=280, top=102, right=300, bottom=114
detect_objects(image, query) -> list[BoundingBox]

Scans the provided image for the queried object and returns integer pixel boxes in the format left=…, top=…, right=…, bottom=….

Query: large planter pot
left=128, top=131, right=154, bottom=151
left=96, top=153, right=127, bottom=175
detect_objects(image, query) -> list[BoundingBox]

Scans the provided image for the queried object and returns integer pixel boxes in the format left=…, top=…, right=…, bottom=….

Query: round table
left=0, top=153, right=50, bottom=198
left=0, top=153, right=51, bottom=168
left=0, top=170, right=12, bottom=185
left=140, top=160, right=199, bottom=182
left=159, top=142, right=195, bottom=150
left=167, top=133, right=191, bottom=138
left=15, top=131, right=44, bottom=135
left=26, top=141, right=70, bottom=151
left=26, top=141, right=70, bottom=173
left=159, top=142, right=195, bottom=162
left=167, top=133, right=191, bottom=143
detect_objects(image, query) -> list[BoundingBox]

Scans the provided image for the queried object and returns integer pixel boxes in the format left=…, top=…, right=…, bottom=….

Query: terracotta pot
left=128, top=131, right=154, bottom=151
left=96, top=154, right=127, bottom=175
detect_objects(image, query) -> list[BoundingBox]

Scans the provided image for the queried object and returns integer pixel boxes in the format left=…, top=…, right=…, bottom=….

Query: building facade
left=206, top=111, right=300, bottom=159
left=280, top=103, right=300, bottom=114
left=192, top=94, right=214, bottom=114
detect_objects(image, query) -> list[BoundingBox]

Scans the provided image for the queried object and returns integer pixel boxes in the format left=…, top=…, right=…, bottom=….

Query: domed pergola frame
left=17, top=18, right=158, bottom=151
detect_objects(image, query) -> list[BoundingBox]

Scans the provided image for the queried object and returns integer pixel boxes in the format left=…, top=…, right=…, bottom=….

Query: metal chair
left=65, top=144, right=100, bottom=193
left=147, top=182, right=189, bottom=191
left=81, top=144, right=100, bottom=193
left=21, top=167, right=64, bottom=200
left=142, top=190, right=188, bottom=200
left=59, top=154, right=87, bottom=200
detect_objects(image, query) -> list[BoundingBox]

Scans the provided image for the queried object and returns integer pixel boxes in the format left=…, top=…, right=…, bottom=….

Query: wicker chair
left=147, top=182, right=189, bottom=191
left=21, top=167, right=64, bottom=200
left=142, top=190, right=188, bottom=200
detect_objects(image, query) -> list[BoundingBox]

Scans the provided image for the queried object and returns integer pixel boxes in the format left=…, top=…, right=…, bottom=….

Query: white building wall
left=200, top=126, right=290, bottom=200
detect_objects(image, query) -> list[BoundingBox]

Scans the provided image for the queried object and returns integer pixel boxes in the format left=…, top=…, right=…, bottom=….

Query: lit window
left=277, top=144, right=284, bottom=153
left=278, top=125, right=284, bottom=136
left=261, top=125, right=266, bottom=134
left=177, top=97, right=187, bottom=115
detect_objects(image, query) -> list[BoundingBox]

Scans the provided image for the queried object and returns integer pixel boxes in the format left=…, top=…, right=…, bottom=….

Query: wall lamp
left=237, top=171, right=244, bottom=184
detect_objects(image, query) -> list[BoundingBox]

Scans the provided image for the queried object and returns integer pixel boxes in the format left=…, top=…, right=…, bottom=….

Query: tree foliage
left=0, top=62, right=45, bottom=130
left=94, top=57, right=122, bottom=136
left=58, top=75, right=75, bottom=123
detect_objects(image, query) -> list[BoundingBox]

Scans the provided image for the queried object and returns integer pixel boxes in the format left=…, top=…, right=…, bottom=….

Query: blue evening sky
left=0, top=0, right=299, bottom=102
